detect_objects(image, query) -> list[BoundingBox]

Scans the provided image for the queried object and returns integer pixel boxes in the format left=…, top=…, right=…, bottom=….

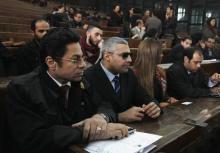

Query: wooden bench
left=0, top=23, right=31, bottom=33
left=0, top=32, right=32, bottom=42
left=0, top=16, right=33, bottom=25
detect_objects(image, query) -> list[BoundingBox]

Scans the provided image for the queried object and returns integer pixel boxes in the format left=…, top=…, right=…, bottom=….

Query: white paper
left=157, top=63, right=173, bottom=69
left=181, top=101, right=193, bottom=105
left=202, top=59, right=217, bottom=64
left=84, top=131, right=162, bottom=153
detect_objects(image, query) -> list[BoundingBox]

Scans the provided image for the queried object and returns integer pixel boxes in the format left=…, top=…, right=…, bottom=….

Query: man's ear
left=184, top=56, right=189, bottom=63
left=45, top=56, right=56, bottom=71
left=103, top=52, right=111, bottom=62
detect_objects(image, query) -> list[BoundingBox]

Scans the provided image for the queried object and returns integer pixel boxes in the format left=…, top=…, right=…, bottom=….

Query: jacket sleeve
left=92, top=89, right=118, bottom=122
left=84, top=78, right=118, bottom=123
left=5, top=81, right=83, bottom=153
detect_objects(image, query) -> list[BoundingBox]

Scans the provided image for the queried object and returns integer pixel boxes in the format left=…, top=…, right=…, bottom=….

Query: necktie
left=113, top=76, right=120, bottom=96
left=60, top=85, right=70, bottom=109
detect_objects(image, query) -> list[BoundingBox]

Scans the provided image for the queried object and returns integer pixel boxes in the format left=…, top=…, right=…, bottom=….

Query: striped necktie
left=113, top=75, right=120, bottom=96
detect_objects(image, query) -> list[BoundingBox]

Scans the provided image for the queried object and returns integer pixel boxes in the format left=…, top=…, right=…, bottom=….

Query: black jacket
left=165, top=44, right=184, bottom=63
left=167, top=63, right=211, bottom=99
left=4, top=66, right=116, bottom=153
left=84, top=63, right=155, bottom=114
left=202, top=47, right=220, bottom=60
left=16, top=38, right=42, bottom=75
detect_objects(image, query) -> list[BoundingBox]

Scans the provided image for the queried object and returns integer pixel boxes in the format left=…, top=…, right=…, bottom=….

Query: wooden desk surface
left=69, top=97, right=220, bottom=153
left=128, top=97, right=220, bottom=153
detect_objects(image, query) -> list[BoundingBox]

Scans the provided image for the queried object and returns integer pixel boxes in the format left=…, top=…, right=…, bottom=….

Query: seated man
left=4, top=28, right=128, bottom=153
left=70, top=12, right=87, bottom=29
left=131, top=19, right=145, bottom=40
left=80, top=24, right=103, bottom=66
left=17, top=18, right=50, bottom=75
left=167, top=47, right=220, bottom=99
left=201, top=36, right=220, bottom=60
left=165, top=36, right=192, bottom=63
left=85, top=37, right=161, bottom=123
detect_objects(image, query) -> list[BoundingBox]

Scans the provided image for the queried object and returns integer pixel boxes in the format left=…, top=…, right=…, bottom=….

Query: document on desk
left=84, top=131, right=162, bottom=153
left=202, top=59, right=217, bottom=64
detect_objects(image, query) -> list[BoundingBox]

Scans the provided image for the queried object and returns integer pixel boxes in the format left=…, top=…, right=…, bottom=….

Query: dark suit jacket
left=164, top=44, right=184, bottom=63
left=84, top=63, right=155, bottom=115
left=167, top=63, right=211, bottom=99
left=16, top=38, right=42, bottom=75
left=202, top=47, right=220, bottom=60
left=4, top=66, right=115, bottom=153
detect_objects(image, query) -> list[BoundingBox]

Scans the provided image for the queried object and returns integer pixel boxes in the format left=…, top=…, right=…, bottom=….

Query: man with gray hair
left=85, top=37, right=161, bottom=123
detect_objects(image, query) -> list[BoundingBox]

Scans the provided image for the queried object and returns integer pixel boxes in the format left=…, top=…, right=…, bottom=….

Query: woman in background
left=132, top=39, right=178, bottom=108
left=203, top=17, right=219, bottom=40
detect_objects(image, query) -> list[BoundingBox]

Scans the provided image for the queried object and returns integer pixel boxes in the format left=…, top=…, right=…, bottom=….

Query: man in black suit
left=4, top=29, right=128, bottom=153
left=165, top=36, right=192, bottom=63
left=201, top=36, right=220, bottom=60
left=167, top=47, right=220, bottom=99
left=17, top=18, right=50, bottom=75
left=85, top=37, right=161, bottom=123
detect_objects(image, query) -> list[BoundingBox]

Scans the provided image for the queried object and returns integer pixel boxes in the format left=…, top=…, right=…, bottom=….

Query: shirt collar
left=100, top=62, right=119, bottom=82
left=47, top=71, right=71, bottom=87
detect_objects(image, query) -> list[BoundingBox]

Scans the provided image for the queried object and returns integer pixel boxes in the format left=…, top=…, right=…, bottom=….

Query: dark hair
left=183, top=47, right=203, bottom=60
left=191, top=32, right=202, bottom=46
left=113, top=3, right=120, bottom=10
left=180, top=35, right=192, bottom=42
left=87, top=22, right=101, bottom=32
left=152, top=9, right=159, bottom=17
left=74, top=11, right=82, bottom=17
left=40, top=28, right=80, bottom=64
left=207, top=17, right=217, bottom=28
left=135, top=19, right=143, bottom=26
left=202, top=35, right=215, bottom=41
left=142, top=28, right=158, bottom=40
left=31, top=18, right=49, bottom=31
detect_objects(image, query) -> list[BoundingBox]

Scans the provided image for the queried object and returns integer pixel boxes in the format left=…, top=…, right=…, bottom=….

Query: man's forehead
left=66, top=43, right=82, bottom=55
left=208, top=38, right=215, bottom=42
left=115, top=44, right=130, bottom=52
left=36, top=21, right=49, bottom=27
left=91, top=27, right=103, bottom=34
left=192, top=52, right=203, bottom=60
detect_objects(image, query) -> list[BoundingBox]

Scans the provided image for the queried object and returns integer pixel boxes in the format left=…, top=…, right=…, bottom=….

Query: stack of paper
left=84, top=131, right=162, bottom=153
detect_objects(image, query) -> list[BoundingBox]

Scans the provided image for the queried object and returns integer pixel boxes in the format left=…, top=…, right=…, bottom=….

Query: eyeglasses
left=55, top=56, right=87, bottom=64
left=37, top=29, right=49, bottom=33
left=116, top=52, right=132, bottom=59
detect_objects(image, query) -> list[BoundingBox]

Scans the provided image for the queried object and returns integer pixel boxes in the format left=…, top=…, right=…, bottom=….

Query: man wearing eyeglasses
left=4, top=29, right=129, bottom=153
left=85, top=37, right=161, bottom=123
left=16, top=18, right=50, bottom=75
left=201, top=36, right=220, bottom=60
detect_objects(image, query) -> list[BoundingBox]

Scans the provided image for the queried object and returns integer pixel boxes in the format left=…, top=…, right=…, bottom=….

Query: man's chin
left=71, top=76, right=82, bottom=82
left=120, top=68, right=129, bottom=73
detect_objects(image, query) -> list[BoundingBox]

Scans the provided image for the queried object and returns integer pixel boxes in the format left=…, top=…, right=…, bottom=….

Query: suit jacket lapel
left=95, top=64, right=121, bottom=106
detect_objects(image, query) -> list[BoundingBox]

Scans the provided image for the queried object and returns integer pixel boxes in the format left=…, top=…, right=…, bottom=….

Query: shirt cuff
left=208, top=78, right=218, bottom=87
